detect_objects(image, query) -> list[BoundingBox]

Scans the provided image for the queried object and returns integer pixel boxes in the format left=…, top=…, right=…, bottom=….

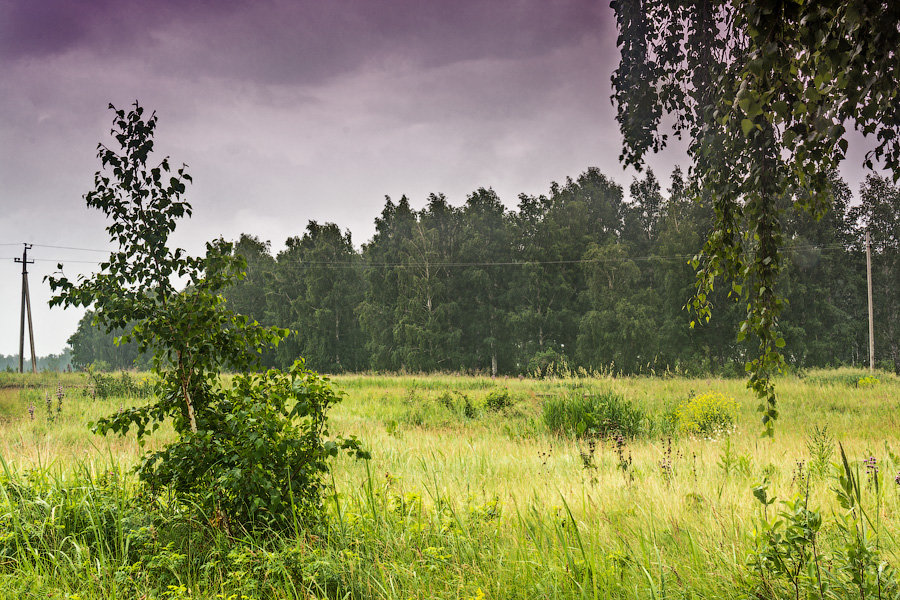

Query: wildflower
left=864, top=456, right=878, bottom=476
left=864, top=456, right=879, bottom=487
left=659, top=437, right=674, bottom=483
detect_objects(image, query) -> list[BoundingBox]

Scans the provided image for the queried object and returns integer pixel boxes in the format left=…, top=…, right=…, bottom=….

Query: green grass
left=0, top=367, right=897, bottom=598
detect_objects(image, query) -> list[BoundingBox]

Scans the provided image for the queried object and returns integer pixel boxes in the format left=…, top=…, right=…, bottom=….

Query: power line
left=0, top=257, right=104, bottom=264
left=31, top=243, right=112, bottom=253
left=0, top=241, right=862, bottom=270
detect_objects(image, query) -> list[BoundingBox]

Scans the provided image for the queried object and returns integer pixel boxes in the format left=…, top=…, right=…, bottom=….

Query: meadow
left=0, top=368, right=897, bottom=599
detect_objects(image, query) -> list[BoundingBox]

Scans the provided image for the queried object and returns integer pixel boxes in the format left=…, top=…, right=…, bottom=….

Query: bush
left=856, top=375, right=879, bottom=388
left=674, top=391, right=738, bottom=437
left=86, top=368, right=156, bottom=400
left=543, top=389, right=644, bottom=438
left=484, top=388, right=512, bottom=411
left=135, top=361, right=366, bottom=530
left=527, top=349, right=569, bottom=377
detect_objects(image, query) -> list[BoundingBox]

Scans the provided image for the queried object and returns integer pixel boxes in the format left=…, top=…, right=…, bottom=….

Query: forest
left=68, top=166, right=900, bottom=376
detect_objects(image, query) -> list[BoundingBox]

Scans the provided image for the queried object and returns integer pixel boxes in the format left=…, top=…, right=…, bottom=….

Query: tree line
left=67, top=167, right=899, bottom=375
left=0, top=350, right=73, bottom=372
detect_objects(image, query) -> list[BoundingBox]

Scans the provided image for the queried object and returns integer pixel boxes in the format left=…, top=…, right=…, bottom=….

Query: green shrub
left=527, top=349, right=569, bottom=378
left=86, top=369, right=156, bottom=400
left=462, top=395, right=477, bottom=419
left=436, top=391, right=455, bottom=410
left=543, top=389, right=644, bottom=438
left=135, top=361, right=367, bottom=530
left=431, top=390, right=478, bottom=420
left=856, top=375, right=879, bottom=388
left=674, top=391, right=738, bottom=437
left=484, top=388, right=512, bottom=411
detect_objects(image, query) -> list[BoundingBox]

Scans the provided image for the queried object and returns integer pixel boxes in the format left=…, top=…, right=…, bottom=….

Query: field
left=0, top=368, right=897, bottom=599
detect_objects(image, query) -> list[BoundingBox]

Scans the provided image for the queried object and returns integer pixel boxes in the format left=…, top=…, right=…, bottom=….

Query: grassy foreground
left=0, top=368, right=897, bottom=599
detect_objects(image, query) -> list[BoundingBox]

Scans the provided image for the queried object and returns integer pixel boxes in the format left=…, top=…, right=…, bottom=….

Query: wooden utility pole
left=866, top=231, right=874, bottom=373
left=14, top=243, right=36, bottom=374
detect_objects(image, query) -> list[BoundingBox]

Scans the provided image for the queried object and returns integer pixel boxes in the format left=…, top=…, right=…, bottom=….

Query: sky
left=0, top=0, right=881, bottom=358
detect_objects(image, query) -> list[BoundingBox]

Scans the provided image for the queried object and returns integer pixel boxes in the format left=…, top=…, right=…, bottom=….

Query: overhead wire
left=31, top=243, right=112, bottom=253
left=0, top=242, right=859, bottom=270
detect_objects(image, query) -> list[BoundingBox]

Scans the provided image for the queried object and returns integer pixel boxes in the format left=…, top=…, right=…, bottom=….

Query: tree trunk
left=176, top=351, right=198, bottom=433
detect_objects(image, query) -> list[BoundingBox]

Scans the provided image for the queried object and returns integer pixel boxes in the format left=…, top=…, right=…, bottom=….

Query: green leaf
left=741, top=118, right=756, bottom=136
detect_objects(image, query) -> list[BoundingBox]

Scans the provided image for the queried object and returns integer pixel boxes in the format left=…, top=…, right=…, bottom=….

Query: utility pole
left=866, top=231, right=875, bottom=373
left=14, top=243, right=36, bottom=374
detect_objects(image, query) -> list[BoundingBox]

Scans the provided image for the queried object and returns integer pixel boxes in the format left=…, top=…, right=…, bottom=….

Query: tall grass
left=0, top=368, right=895, bottom=597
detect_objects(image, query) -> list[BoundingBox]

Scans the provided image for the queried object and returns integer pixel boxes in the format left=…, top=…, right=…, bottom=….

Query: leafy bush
left=430, top=390, right=479, bottom=420
left=652, top=403, right=679, bottom=437
left=527, top=349, right=569, bottom=377
left=436, top=391, right=456, bottom=410
left=86, top=368, right=155, bottom=399
left=484, top=388, right=512, bottom=411
left=135, top=361, right=365, bottom=530
left=543, top=389, right=644, bottom=438
left=462, top=394, right=477, bottom=419
left=674, top=391, right=738, bottom=437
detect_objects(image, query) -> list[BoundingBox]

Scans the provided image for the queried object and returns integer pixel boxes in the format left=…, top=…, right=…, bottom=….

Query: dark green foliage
left=67, top=312, right=150, bottom=370
left=484, top=388, right=512, bottom=412
left=543, top=390, right=645, bottom=439
left=67, top=162, right=897, bottom=379
left=462, top=394, right=477, bottom=419
left=458, top=188, right=514, bottom=376
left=270, top=223, right=367, bottom=373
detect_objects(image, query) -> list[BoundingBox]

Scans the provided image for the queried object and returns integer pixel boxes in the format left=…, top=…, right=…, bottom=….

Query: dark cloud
left=1, top=0, right=607, bottom=84
left=0, top=0, right=242, bottom=59
left=0, top=0, right=93, bottom=58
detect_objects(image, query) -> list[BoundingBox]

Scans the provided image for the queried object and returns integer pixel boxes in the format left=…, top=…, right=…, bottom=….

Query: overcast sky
left=0, top=0, right=880, bottom=358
